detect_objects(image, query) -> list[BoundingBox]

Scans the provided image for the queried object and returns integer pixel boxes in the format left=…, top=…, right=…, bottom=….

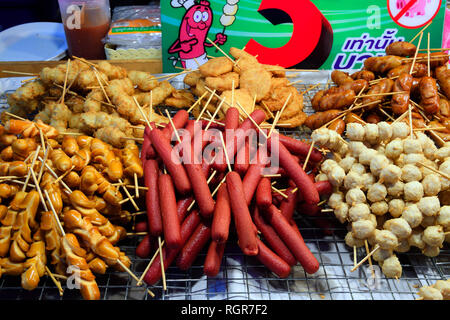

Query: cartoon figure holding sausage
left=168, top=0, right=227, bottom=70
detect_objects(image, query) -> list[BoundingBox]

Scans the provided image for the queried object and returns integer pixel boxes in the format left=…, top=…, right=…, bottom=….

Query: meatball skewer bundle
left=312, top=122, right=450, bottom=279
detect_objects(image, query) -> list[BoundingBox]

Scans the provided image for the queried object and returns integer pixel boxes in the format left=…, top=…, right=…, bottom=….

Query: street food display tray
left=0, top=73, right=448, bottom=300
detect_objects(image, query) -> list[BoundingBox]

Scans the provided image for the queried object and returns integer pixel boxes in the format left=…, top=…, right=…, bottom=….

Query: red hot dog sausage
left=158, top=174, right=182, bottom=250
left=204, top=240, right=226, bottom=277
left=264, top=205, right=319, bottom=274
left=176, top=219, right=212, bottom=270
left=225, top=107, right=240, bottom=131
left=252, top=206, right=297, bottom=266
left=255, top=177, right=272, bottom=209
left=267, top=137, right=319, bottom=205
left=148, top=128, right=192, bottom=195
left=242, top=148, right=269, bottom=205
left=144, top=159, right=162, bottom=237
left=279, top=187, right=298, bottom=221
left=143, top=210, right=201, bottom=285
left=135, top=221, right=148, bottom=233
left=277, top=134, right=323, bottom=163
left=212, top=109, right=266, bottom=172
left=226, top=171, right=259, bottom=256
left=162, top=110, right=189, bottom=141
left=211, top=183, right=231, bottom=243
left=256, top=239, right=291, bottom=278
left=135, top=235, right=155, bottom=258
left=177, top=196, right=194, bottom=223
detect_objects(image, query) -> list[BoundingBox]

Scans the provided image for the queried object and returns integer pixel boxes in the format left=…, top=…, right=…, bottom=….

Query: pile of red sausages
left=134, top=107, right=334, bottom=286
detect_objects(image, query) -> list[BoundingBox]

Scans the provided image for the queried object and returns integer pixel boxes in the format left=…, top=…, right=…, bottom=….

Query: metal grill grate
left=0, top=76, right=448, bottom=300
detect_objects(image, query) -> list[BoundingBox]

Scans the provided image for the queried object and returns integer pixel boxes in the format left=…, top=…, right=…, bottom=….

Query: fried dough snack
left=4, top=119, right=59, bottom=139
left=199, top=56, right=234, bottom=77
left=40, top=211, right=66, bottom=275
left=164, top=89, right=196, bottom=109
left=61, top=233, right=100, bottom=300
left=128, top=70, right=158, bottom=91
left=68, top=190, right=124, bottom=244
left=121, top=141, right=144, bottom=179
left=97, top=61, right=128, bottom=80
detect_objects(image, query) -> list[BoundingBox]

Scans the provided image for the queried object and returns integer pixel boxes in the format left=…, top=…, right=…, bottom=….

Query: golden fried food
left=183, top=70, right=203, bottom=87
left=128, top=70, right=158, bottom=91
left=229, top=47, right=260, bottom=72
left=205, top=72, right=239, bottom=92
left=199, top=56, right=234, bottom=77
left=239, top=68, right=272, bottom=102
left=219, top=88, right=254, bottom=116
left=164, top=89, right=196, bottom=109
left=97, top=61, right=128, bottom=80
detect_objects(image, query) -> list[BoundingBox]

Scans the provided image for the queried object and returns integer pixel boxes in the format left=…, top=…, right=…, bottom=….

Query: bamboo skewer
left=22, top=146, right=41, bottom=192
left=45, top=266, right=64, bottom=296
left=158, top=236, right=167, bottom=291
left=119, top=179, right=140, bottom=211
left=137, top=239, right=165, bottom=286
left=409, top=21, right=432, bottom=43
left=43, top=189, right=65, bottom=237
left=418, top=162, right=450, bottom=180
left=351, top=245, right=380, bottom=272
left=302, top=141, right=315, bottom=171
left=1, top=70, right=39, bottom=76
left=59, top=58, right=71, bottom=104
left=205, top=99, right=225, bottom=131
left=115, top=259, right=155, bottom=297
left=195, top=89, right=217, bottom=122
left=206, top=38, right=235, bottom=64
left=187, top=91, right=208, bottom=113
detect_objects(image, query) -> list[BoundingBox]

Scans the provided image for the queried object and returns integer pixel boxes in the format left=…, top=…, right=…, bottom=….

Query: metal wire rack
left=0, top=75, right=448, bottom=300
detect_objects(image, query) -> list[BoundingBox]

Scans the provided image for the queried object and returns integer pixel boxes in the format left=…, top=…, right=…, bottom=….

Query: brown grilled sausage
left=436, top=65, right=450, bottom=99
left=328, top=118, right=346, bottom=134
left=304, top=109, right=341, bottom=130
left=364, top=55, right=403, bottom=74
left=351, top=70, right=375, bottom=82
left=419, top=77, right=440, bottom=114
left=362, top=78, right=395, bottom=110
left=385, top=41, right=416, bottom=57
left=387, top=63, right=428, bottom=78
left=391, top=73, right=413, bottom=115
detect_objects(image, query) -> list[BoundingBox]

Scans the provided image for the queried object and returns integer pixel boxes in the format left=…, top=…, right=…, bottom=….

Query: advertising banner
left=161, top=0, right=446, bottom=73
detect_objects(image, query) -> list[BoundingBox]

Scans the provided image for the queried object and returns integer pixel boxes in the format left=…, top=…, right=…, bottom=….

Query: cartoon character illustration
left=169, top=0, right=227, bottom=70
left=396, top=0, right=432, bottom=18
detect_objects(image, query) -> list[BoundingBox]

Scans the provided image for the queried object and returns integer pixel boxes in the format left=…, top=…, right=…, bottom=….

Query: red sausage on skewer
left=212, top=109, right=266, bottom=172
left=176, top=219, right=212, bottom=270
left=211, top=183, right=231, bottom=243
left=277, top=133, right=323, bottom=163
left=264, top=205, right=319, bottom=274
left=226, top=171, right=259, bottom=256
left=148, top=127, right=192, bottom=195
left=255, top=177, right=272, bottom=209
left=158, top=174, right=182, bottom=250
left=267, top=137, right=319, bottom=205
left=144, top=159, right=162, bottom=237
left=252, top=206, right=297, bottom=266
left=204, top=240, right=226, bottom=277
left=143, top=210, right=201, bottom=285
left=256, top=239, right=291, bottom=278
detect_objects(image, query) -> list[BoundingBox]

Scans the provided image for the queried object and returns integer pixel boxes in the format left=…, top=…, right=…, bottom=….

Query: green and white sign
left=161, top=0, right=446, bottom=72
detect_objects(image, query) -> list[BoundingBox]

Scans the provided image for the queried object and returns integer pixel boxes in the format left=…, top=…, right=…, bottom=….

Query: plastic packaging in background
left=104, top=4, right=161, bottom=50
